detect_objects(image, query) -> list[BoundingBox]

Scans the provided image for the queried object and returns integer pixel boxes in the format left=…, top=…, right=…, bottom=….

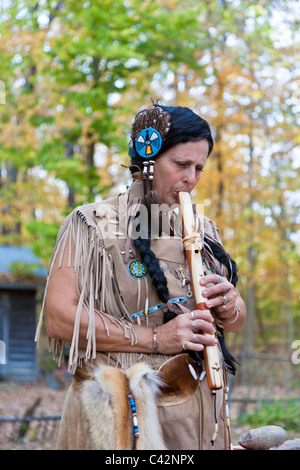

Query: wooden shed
left=0, top=246, right=47, bottom=382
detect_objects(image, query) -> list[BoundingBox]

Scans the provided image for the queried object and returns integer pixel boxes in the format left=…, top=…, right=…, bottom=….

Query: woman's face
left=152, top=139, right=209, bottom=206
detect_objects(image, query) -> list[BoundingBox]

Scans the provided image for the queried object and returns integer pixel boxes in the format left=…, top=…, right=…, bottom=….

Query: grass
left=238, top=398, right=300, bottom=432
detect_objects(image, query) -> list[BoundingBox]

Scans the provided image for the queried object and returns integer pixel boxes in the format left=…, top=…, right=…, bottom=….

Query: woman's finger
left=182, top=333, right=217, bottom=352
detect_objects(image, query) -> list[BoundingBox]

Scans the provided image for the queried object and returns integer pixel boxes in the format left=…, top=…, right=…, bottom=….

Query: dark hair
left=129, top=104, right=214, bottom=171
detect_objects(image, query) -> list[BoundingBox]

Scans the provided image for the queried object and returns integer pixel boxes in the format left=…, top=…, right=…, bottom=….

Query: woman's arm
left=45, top=247, right=155, bottom=353
left=45, top=239, right=218, bottom=356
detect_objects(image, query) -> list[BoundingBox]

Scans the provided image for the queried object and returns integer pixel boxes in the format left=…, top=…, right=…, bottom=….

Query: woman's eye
left=176, top=162, right=186, bottom=167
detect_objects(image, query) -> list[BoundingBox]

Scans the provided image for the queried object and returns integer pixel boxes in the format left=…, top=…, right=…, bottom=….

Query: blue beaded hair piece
left=130, top=106, right=171, bottom=195
left=131, top=106, right=171, bottom=157
left=135, top=127, right=162, bottom=158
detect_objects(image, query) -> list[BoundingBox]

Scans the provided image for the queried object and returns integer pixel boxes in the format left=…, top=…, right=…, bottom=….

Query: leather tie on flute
left=178, top=192, right=223, bottom=391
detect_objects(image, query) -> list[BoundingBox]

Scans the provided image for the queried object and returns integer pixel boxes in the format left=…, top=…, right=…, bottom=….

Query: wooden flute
left=178, top=191, right=223, bottom=391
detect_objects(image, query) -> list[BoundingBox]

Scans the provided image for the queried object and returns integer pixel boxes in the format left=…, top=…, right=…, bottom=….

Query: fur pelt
left=78, top=362, right=166, bottom=450
left=125, top=362, right=166, bottom=450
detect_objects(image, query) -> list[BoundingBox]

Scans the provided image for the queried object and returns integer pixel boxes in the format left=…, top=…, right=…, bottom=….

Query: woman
left=36, top=104, right=246, bottom=450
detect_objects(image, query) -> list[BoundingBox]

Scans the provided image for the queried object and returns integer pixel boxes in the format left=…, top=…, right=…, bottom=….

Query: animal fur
left=125, top=362, right=166, bottom=450
left=78, top=362, right=166, bottom=450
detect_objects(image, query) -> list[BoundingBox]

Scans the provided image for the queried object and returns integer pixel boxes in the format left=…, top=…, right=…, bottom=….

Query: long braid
left=133, top=215, right=170, bottom=304
left=134, top=235, right=170, bottom=304
left=133, top=211, right=180, bottom=324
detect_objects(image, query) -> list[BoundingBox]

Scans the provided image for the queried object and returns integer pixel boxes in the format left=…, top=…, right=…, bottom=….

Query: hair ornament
left=142, top=161, right=149, bottom=179
left=148, top=160, right=155, bottom=181
left=142, top=160, right=149, bottom=195
left=131, top=106, right=171, bottom=159
left=149, top=159, right=155, bottom=196
left=136, top=128, right=161, bottom=158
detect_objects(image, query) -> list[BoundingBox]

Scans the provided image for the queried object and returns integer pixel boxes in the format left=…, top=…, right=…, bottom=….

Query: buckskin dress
left=35, top=179, right=233, bottom=450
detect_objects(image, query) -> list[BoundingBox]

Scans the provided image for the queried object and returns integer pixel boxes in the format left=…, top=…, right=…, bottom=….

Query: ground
left=0, top=379, right=248, bottom=450
left=0, top=379, right=296, bottom=450
left=0, top=380, right=67, bottom=450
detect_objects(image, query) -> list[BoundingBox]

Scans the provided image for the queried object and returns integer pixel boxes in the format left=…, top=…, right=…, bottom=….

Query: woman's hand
left=199, top=274, right=247, bottom=333
left=200, top=274, right=238, bottom=322
left=156, top=309, right=217, bottom=355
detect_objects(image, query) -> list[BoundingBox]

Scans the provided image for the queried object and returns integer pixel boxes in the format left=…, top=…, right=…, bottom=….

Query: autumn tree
left=0, top=0, right=299, bottom=349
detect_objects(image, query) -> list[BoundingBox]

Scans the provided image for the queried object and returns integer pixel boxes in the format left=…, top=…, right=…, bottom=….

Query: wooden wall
left=0, top=287, right=37, bottom=382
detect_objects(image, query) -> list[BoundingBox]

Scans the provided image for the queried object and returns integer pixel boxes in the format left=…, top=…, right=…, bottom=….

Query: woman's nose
left=182, top=169, right=199, bottom=187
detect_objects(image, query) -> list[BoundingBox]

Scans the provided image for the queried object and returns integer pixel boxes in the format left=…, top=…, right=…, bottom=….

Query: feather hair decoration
left=131, top=106, right=171, bottom=144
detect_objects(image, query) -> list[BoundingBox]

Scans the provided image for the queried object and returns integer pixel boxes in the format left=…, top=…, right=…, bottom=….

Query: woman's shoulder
left=54, top=195, right=125, bottom=245
left=67, top=194, right=122, bottom=226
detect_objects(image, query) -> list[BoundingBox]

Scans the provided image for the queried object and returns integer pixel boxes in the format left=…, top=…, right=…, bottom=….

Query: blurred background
left=0, top=0, right=299, bottom=449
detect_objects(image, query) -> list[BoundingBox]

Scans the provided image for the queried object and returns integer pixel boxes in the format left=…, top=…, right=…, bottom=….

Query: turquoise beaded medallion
left=128, top=259, right=148, bottom=279
left=135, top=127, right=162, bottom=158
